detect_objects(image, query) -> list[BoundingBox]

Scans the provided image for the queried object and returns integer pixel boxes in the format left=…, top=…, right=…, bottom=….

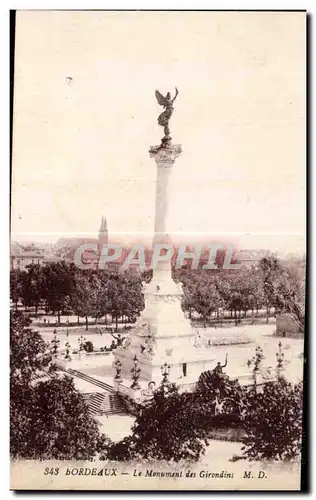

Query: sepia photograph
left=10, top=10, right=307, bottom=490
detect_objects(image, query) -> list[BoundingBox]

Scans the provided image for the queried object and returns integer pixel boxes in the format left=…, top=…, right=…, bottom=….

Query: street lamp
left=161, top=362, right=171, bottom=386
left=65, top=341, right=71, bottom=360
left=78, top=335, right=85, bottom=351
left=51, top=333, right=60, bottom=357
left=130, top=356, right=141, bottom=389
left=276, top=341, right=284, bottom=378
left=114, top=359, right=123, bottom=383
left=247, top=346, right=264, bottom=394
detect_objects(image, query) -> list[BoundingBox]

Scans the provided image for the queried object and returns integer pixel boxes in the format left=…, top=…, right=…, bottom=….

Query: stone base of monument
left=113, top=347, right=218, bottom=384
left=111, top=271, right=223, bottom=403
left=112, top=269, right=255, bottom=402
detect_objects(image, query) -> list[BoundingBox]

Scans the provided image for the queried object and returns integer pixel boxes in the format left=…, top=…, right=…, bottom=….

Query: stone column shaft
left=149, top=143, right=182, bottom=277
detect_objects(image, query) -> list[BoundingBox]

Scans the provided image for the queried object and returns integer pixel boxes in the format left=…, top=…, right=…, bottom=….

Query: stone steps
left=101, top=393, right=128, bottom=415
left=67, top=368, right=115, bottom=393
left=84, top=392, right=128, bottom=416
left=59, top=367, right=128, bottom=416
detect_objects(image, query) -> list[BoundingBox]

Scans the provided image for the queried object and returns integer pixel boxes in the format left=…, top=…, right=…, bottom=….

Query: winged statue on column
left=155, top=87, right=179, bottom=139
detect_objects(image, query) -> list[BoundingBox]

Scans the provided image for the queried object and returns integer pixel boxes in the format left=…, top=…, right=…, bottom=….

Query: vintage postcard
left=10, top=10, right=306, bottom=490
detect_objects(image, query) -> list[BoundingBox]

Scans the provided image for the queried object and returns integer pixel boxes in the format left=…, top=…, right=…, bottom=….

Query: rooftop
left=11, top=251, right=44, bottom=258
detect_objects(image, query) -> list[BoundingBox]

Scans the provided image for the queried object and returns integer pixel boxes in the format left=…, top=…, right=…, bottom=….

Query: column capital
left=149, top=142, right=182, bottom=165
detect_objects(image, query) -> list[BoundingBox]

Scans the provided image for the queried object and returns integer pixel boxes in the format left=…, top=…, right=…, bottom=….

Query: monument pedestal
left=113, top=272, right=217, bottom=387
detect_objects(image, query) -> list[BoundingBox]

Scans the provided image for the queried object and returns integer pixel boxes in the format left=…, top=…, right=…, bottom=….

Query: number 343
left=44, top=467, right=59, bottom=475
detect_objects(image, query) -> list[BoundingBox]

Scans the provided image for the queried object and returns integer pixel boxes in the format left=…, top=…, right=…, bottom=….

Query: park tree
left=196, top=369, right=247, bottom=427
left=140, top=269, right=153, bottom=283
left=10, top=310, right=51, bottom=387
left=10, top=269, right=22, bottom=311
left=41, top=262, right=77, bottom=322
left=246, top=270, right=265, bottom=320
left=259, top=256, right=305, bottom=329
left=100, top=273, right=123, bottom=331
left=178, top=267, right=265, bottom=326
left=259, top=254, right=282, bottom=280
left=70, top=272, right=101, bottom=330
left=267, top=261, right=305, bottom=330
left=26, top=376, right=103, bottom=460
left=190, top=276, right=223, bottom=327
left=242, top=377, right=303, bottom=461
left=96, top=269, right=112, bottom=324
left=101, top=270, right=144, bottom=331
left=229, top=291, right=244, bottom=325
left=107, top=383, right=209, bottom=462
left=19, top=264, right=44, bottom=317
left=223, top=269, right=251, bottom=323
left=10, top=311, right=104, bottom=460
left=259, top=255, right=283, bottom=323
left=213, top=271, right=233, bottom=320
left=182, top=283, right=197, bottom=319
left=122, top=270, right=145, bottom=323
left=231, top=268, right=265, bottom=321
left=10, top=310, right=51, bottom=458
left=175, top=268, right=195, bottom=319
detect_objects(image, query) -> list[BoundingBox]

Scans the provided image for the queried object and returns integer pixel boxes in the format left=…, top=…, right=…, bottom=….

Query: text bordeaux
left=65, top=468, right=118, bottom=476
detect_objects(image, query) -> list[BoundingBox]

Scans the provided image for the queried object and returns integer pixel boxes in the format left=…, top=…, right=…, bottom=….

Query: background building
left=10, top=247, right=44, bottom=270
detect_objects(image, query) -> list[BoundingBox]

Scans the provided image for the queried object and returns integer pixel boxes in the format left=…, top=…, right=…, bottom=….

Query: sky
left=11, top=11, right=306, bottom=254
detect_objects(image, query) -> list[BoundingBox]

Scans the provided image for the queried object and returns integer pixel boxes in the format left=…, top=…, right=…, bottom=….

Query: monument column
left=152, top=143, right=181, bottom=240
left=111, top=88, right=252, bottom=399
left=112, top=140, right=195, bottom=386
left=149, top=142, right=182, bottom=283
left=113, top=88, right=212, bottom=391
